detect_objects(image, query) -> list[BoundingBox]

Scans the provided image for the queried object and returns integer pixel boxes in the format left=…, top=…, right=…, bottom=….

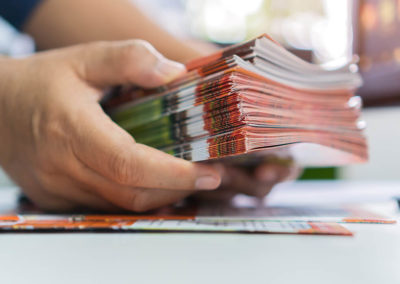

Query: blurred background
left=0, top=0, right=399, bottom=185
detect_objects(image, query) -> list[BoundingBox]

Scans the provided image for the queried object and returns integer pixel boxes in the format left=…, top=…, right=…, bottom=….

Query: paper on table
left=195, top=195, right=396, bottom=224
left=124, top=219, right=353, bottom=236
left=0, top=215, right=352, bottom=236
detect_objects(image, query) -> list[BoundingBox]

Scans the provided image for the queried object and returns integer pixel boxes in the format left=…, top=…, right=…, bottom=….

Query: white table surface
left=0, top=181, right=399, bottom=284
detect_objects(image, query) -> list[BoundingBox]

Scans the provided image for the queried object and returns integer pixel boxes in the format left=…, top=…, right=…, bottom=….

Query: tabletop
left=0, top=180, right=399, bottom=284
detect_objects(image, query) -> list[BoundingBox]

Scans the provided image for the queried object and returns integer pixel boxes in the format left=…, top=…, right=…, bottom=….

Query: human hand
left=194, top=158, right=302, bottom=201
left=0, top=40, right=221, bottom=212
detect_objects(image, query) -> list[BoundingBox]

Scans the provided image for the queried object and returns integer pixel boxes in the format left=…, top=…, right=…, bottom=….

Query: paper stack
left=103, top=34, right=368, bottom=166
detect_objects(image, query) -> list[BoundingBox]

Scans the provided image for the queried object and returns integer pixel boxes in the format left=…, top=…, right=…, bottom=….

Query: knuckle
left=117, top=40, right=162, bottom=84
left=43, top=119, right=65, bottom=142
left=109, top=151, right=141, bottom=185
left=131, top=40, right=154, bottom=55
left=122, top=40, right=157, bottom=63
left=109, top=152, right=131, bottom=185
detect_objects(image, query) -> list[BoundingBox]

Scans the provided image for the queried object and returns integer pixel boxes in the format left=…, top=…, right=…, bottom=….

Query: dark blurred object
left=288, top=48, right=313, bottom=63
left=353, top=0, right=400, bottom=107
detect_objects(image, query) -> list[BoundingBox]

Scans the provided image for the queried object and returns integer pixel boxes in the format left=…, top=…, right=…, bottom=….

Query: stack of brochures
left=103, top=34, right=368, bottom=166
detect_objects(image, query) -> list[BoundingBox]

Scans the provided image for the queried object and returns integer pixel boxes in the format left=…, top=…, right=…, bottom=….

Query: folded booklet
left=1, top=195, right=395, bottom=235
left=103, top=34, right=368, bottom=166
left=0, top=215, right=352, bottom=235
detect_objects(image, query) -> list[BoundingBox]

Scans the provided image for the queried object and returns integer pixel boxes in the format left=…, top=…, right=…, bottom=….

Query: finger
left=254, top=163, right=291, bottom=183
left=69, top=159, right=193, bottom=212
left=58, top=187, right=120, bottom=212
left=71, top=106, right=221, bottom=191
left=110, top=187, right=193, bottom=213
left=220, top=166, right=260, bottom=195
left=23, top=187, right=77, bottom=212
left=286, top=164, right=303, bottom=181
left=80, top=169, right=192, bottom=212
left=218, top=166, right=276, bottom=198
left=37, top=173, right=120, bottom=212
left=252, top=184, right=275, bottom=198
left=9, top=170, right=77, bottom=212
left=71, top=40, right=186, bottom=88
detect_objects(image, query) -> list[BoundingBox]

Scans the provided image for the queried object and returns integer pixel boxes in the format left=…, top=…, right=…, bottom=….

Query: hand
left=194, top=158, right=302, bottom=201
left=0, top=40, right=221, bottom=212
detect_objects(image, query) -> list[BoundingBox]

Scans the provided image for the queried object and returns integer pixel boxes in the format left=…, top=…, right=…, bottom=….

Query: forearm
left=23, top=0, right=203, bottom=63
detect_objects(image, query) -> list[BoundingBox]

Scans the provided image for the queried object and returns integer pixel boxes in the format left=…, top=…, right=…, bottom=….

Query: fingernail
left=195, top=176, right=220, bottom=190
left=155, top=59, right=186, bottom=80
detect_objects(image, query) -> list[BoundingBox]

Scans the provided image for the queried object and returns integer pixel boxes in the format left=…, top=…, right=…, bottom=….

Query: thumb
left=70, top=40, right=186, bottom=88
